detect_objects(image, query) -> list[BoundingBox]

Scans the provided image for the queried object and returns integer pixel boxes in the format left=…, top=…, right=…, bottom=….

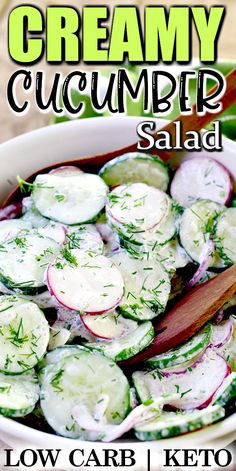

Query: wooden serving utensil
left=124, top=264, right=236, bottom=366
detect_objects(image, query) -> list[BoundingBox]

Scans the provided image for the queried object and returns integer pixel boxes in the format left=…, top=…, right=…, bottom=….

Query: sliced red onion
left=72, top=395, right=178, bottom=442
left=187, top=240, right=215, bottom=288
left=136, top=348, right=230, bottom=410
left=96, top=223, right=121, bottom=253
left=211, top=319, right=233, bottom=348
left=0, top=202, right=22, bottom=221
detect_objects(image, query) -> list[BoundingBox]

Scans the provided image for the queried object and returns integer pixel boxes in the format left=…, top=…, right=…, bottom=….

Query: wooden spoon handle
left=80, top=68, right=236, bottom=164
left=124, top=264, right=236, bottom=367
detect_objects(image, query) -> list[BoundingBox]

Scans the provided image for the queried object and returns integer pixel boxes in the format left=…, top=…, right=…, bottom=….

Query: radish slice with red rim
left=81, top=311, right=137, bottom=340
left=133, top=348, right=230, bottom=410
left=106, top=183, right=170, bottom=232
left=47, top=249, right=124, bottom=314
left=171, top=157, right=232, bottom=207
left=211, top=319, right=233, bottom=348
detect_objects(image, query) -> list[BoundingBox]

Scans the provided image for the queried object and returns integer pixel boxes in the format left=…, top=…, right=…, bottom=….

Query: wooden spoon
left=124, top=264, right=236, bottom=366
left=2, top=68, right=236, bottom=207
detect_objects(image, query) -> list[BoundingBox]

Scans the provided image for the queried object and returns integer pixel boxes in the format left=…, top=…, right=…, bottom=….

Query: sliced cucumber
left=32, top=173, right=108, bottom=225
left=214, top=208, right=236, bottom=266
left=40, top=350, right=130, bottom=439
left=106, top=183, right=175, bottom=246
left=47, top=249, right=124, bottom=314
left=135, top=405, right=225, bottom=441
left=0, top=295, right=49, bottom=374
left=123, top=237, right=190, bottom=273
left=0, top=370, right=39, bottom=417
left=84, top=321, right=154, bottom=362
left=66, top=224, right=104, bottom=255
left=0, top=231, right=59, bottom=294
left=146, top=325, right=211, bottom=370
left=99, top=153, right=169, bottom=191
left=213, top=373, right=236, bottom=406
left=39, top=345, right=88, bottom=370
left=179, top=200, right=224, bottom=267
left=81, top=311, right=138, bottom=340
left=171, top=158, right=232, bottom=207
left=110, top=250, right=170, bottom=321
left=133, top=349, right=229, bottom=410
left=0, top=219, right=32, bottom=244
left=22, top=197, right=49, bottom=228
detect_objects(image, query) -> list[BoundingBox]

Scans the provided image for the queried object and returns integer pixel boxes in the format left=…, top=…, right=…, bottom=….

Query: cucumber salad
left=1, top=154, right=236, bottom=442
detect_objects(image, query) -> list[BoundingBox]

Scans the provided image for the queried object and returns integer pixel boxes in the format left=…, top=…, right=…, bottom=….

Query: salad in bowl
left=0, top=120, right=236, bottom=444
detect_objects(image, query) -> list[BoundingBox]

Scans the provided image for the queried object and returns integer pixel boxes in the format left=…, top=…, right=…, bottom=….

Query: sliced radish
left=0, top=203, right=23, bottom=221
left=211, top=319, right=233, bottom=348
left=81, top=311, right=137, bottom=340
left=106, top=183, right=169, bottom=231
left=47, top=249, right=124, bottom=314
left=171, top=157, right=232, bottom=207
left=187, top=240, right=215, bottom=287
left=49, top=166, right=83, bottom=176
left=133, top=348, right=230, bottom=410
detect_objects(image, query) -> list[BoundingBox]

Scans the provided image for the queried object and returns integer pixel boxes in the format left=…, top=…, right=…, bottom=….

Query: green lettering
left=83, top=7, right=108, bottom=62
left=109, top=7, right=143, bottom=62
left=47, top=7, right=80, bottom=62
left=145, top=7, right=189, bottom=62
left=192, top=7, right=225, bottom=62
left=9, top=6, right=43, bottom=63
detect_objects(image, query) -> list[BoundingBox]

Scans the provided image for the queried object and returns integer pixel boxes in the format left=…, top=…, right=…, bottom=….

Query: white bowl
left=0, top=116, right=236, bottom=454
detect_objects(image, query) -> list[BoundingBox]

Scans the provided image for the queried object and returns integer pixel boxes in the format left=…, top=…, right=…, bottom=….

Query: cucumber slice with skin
left=110, top=250, right=170, bottom=321
left=66, top=224, right=104, bottom=255
left=81, top=311, right=138, bottom=340
left=179, top=200, right=224, bottom=267
left=0, top=295, right=49, bottom=374
left=47, top=249, right=124, bottom=314
left=212, top=373, right=236, bottom=406
left=39, top=345, right=88, bottom=371
left=135, top=405, right=225, bottom=441
left=22, top=197, right=51, bottom=228
left=99, top=153, right=169, bottom=191
left=0, top=370, right=39, bottom=417
left=146, top=324, right=212, bottom=370
left=133, top=349, right=230, bottom=410
left=0, top=231, right=59, bottom=294
left=106, top=183, right=175, bottom=246
left=32, top=173, right=108, bottom=225
left=214, top=208, right=236, bottom=266
left=171, top=158, right=232, bottom=207
left=40, top=350, right=130, bottom=440
left=84, top=321, right=154, bottom=362
left=123, top=237, right=190, bottom=273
